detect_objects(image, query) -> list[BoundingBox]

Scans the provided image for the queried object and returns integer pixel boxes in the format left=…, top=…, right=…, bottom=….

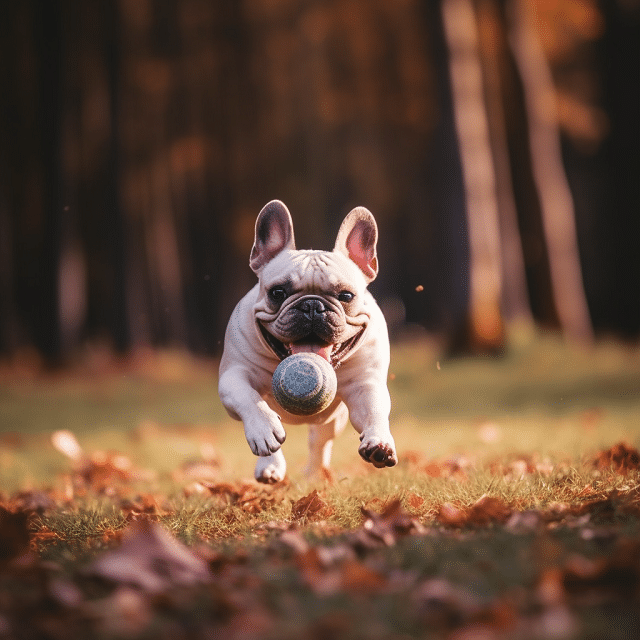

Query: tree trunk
left=441, top=0, right=504, bottom=352
left=477, top=0, right=533, bottom=333
left=507, top=0, right=593, bottom=342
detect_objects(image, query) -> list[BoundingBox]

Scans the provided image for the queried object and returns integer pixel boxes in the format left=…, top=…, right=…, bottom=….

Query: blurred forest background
left=0, top=0, right=638, bottom=365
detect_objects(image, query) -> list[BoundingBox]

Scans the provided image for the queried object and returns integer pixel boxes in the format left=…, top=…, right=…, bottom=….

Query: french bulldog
left=218, top=200, right=397, bottom=483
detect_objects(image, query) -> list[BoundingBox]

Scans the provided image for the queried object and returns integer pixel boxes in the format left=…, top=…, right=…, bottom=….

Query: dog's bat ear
left=250, top=200, right=296, bottom=273
left=334, top=207, right=378, bottom=282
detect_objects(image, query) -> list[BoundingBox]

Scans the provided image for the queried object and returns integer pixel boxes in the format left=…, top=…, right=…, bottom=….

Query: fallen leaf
left=436, top=496, right=511, bottom=528
left=87, top=520, right=211, bottom=593
left=406, top=492, right=425, bottom=511
left=436, top=502, right=467, bottom=527
left=83, top=587, right=152, bottom=637
left=537, top=568, right=566, bottom=606
left=200, top=480, right=287, bottom=513
left=291, top=489, right=333, bottom=521
left=594, top=442, right=640, bottom=474
left=8, top=490, right=56, bottom=514
left=467, top=495, right=511, bottom=526
left=414, top=578, right=480, bottom=628
left=119, top=494, right=174, bottom=520
left=424, top=456, right=471, bottom=481
left=278, top=529, right=310, bottom=554
left=360, top=499, right=425, bottom=546
left=339, top=559, right=386, bottom=593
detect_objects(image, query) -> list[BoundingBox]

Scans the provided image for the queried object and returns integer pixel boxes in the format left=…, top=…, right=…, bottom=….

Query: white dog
left=219, top=200, right=397, bottom=482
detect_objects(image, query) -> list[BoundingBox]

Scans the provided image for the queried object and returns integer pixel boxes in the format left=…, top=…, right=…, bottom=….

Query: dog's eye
left=269, top=287, right=288, bottom=304
left=338, top=291, right=355, bottom=303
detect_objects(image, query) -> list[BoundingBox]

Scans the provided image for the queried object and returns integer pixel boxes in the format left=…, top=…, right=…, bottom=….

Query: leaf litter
left=1, top=433, right=640, bottom=638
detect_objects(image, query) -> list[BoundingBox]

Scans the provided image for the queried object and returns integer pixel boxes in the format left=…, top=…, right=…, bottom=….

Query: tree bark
left=507, top=0, right=593, bottom=342
left=441, top=0, right=504, bottom=351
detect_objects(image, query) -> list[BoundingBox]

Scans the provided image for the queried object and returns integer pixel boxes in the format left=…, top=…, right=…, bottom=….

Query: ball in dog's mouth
left=272, top=351, right=337, bottom=416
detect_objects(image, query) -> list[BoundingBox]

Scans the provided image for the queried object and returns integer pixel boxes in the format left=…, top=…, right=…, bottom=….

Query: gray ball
left=272, top=352, right=337, bottom=416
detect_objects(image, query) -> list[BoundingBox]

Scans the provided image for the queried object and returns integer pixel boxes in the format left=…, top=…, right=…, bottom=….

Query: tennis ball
left=272, top=352, right=337, bottom=416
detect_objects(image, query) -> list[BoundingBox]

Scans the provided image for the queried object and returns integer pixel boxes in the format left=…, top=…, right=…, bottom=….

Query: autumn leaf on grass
left=436, top=502, right=467, bottom=527
left=594, top=442, right=640, bottom=474
left=201, top=480, right=287, bottom=513
left=119, top=494, right=174, bottom=521
left=405, top=492, right=425, bottom=512
left=356, top=499, right=425, bottom=548
left=291, top=490, right=334, bottom=522
left=87, top=520, right=211, bottom=593
left=52, top=429, right=156, bottom=492
left=423, top=457, right=470, bottom=482
left=436, top=495, right=511, bottom=528
left=295, top=547, right=385, bottom=596
left=339, top=559, right=387, bottom=593
left=467, top=495, right=512, bottom=526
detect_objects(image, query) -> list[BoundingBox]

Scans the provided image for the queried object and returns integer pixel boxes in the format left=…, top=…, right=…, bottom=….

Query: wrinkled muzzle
left=259, top=296, right=366, bottom=368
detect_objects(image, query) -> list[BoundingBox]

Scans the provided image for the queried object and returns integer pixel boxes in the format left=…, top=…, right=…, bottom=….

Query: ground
left=1, top=335, right=640, bottom=639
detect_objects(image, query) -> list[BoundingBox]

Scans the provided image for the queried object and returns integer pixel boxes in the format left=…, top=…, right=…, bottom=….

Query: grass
left=0, top=333, right=637, bottom=530
left=2, top=334, right=640, bottom=639
left=2, top=333, right=639, bottom=486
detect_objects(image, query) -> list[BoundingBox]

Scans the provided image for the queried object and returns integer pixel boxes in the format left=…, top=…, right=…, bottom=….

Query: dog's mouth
left=259, top=324, right=365, bottom=368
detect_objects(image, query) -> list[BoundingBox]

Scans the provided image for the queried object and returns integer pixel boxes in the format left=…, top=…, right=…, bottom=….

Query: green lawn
left=1, top=334, right=638, bottom=488
left=1, top=335, right=640, bottom=639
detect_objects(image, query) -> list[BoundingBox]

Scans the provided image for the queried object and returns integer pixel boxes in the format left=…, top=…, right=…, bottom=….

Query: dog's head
left=250, top=200, right=379, bottom=368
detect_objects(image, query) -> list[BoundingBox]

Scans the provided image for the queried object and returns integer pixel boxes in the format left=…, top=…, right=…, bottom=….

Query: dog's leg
left=219, top=368, right=287, bottom=456
left=344, top=383, right=397, bottom=468
left=255, top=448, right=286, bottom=484
left=304, top=403, right=349, bottom=477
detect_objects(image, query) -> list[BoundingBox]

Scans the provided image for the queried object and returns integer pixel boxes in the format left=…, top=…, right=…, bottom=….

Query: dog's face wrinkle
left=274, top=309, right=341, bottom=344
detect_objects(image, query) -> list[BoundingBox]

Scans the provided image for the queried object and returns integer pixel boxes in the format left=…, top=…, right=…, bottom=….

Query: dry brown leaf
left=8, top=490, right=56, bottom=514
left=119, top=494, right=174, bottom=520
left=537, top=568, right=566, bottom=606
left=360, top=499, right=425, bottom=546
left=436, top=496, right=511, bottom=528
left=424, top=457, right=469, bottom=482
left=594, top=442, right=640, bottom=474
left=339, top=559, right=387, bottom=593
left=467, top=495, right=512, bottom=526
left=406, top=492, right=425, bottom=511
left=436, top=502, right=467, bottom=527
left=87, top=520, right=211, bottom=593
left=291, top=490, right=333, bottom=521
left=200, top=480, right=288, bottom=513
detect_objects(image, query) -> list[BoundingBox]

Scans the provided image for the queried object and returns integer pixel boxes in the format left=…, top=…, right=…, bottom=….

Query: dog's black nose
left=297, top=298, right=326, bottom=318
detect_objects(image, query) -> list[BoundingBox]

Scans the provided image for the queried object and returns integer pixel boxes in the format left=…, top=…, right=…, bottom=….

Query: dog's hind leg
left=303, top=403, right=349, bottom=478
left=254, top=448, right=287, bottom=484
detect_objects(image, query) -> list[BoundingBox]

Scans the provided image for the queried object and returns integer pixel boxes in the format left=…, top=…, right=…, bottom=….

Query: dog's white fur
left=218, top=200, right=397, bottom=482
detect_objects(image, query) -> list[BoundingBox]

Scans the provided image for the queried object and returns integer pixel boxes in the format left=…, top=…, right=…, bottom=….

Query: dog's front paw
left=245, top=413, right=286, bottom=457
left=255, top=450, right=287, bottom=484
left=358, top=434, right=397, bottom=468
